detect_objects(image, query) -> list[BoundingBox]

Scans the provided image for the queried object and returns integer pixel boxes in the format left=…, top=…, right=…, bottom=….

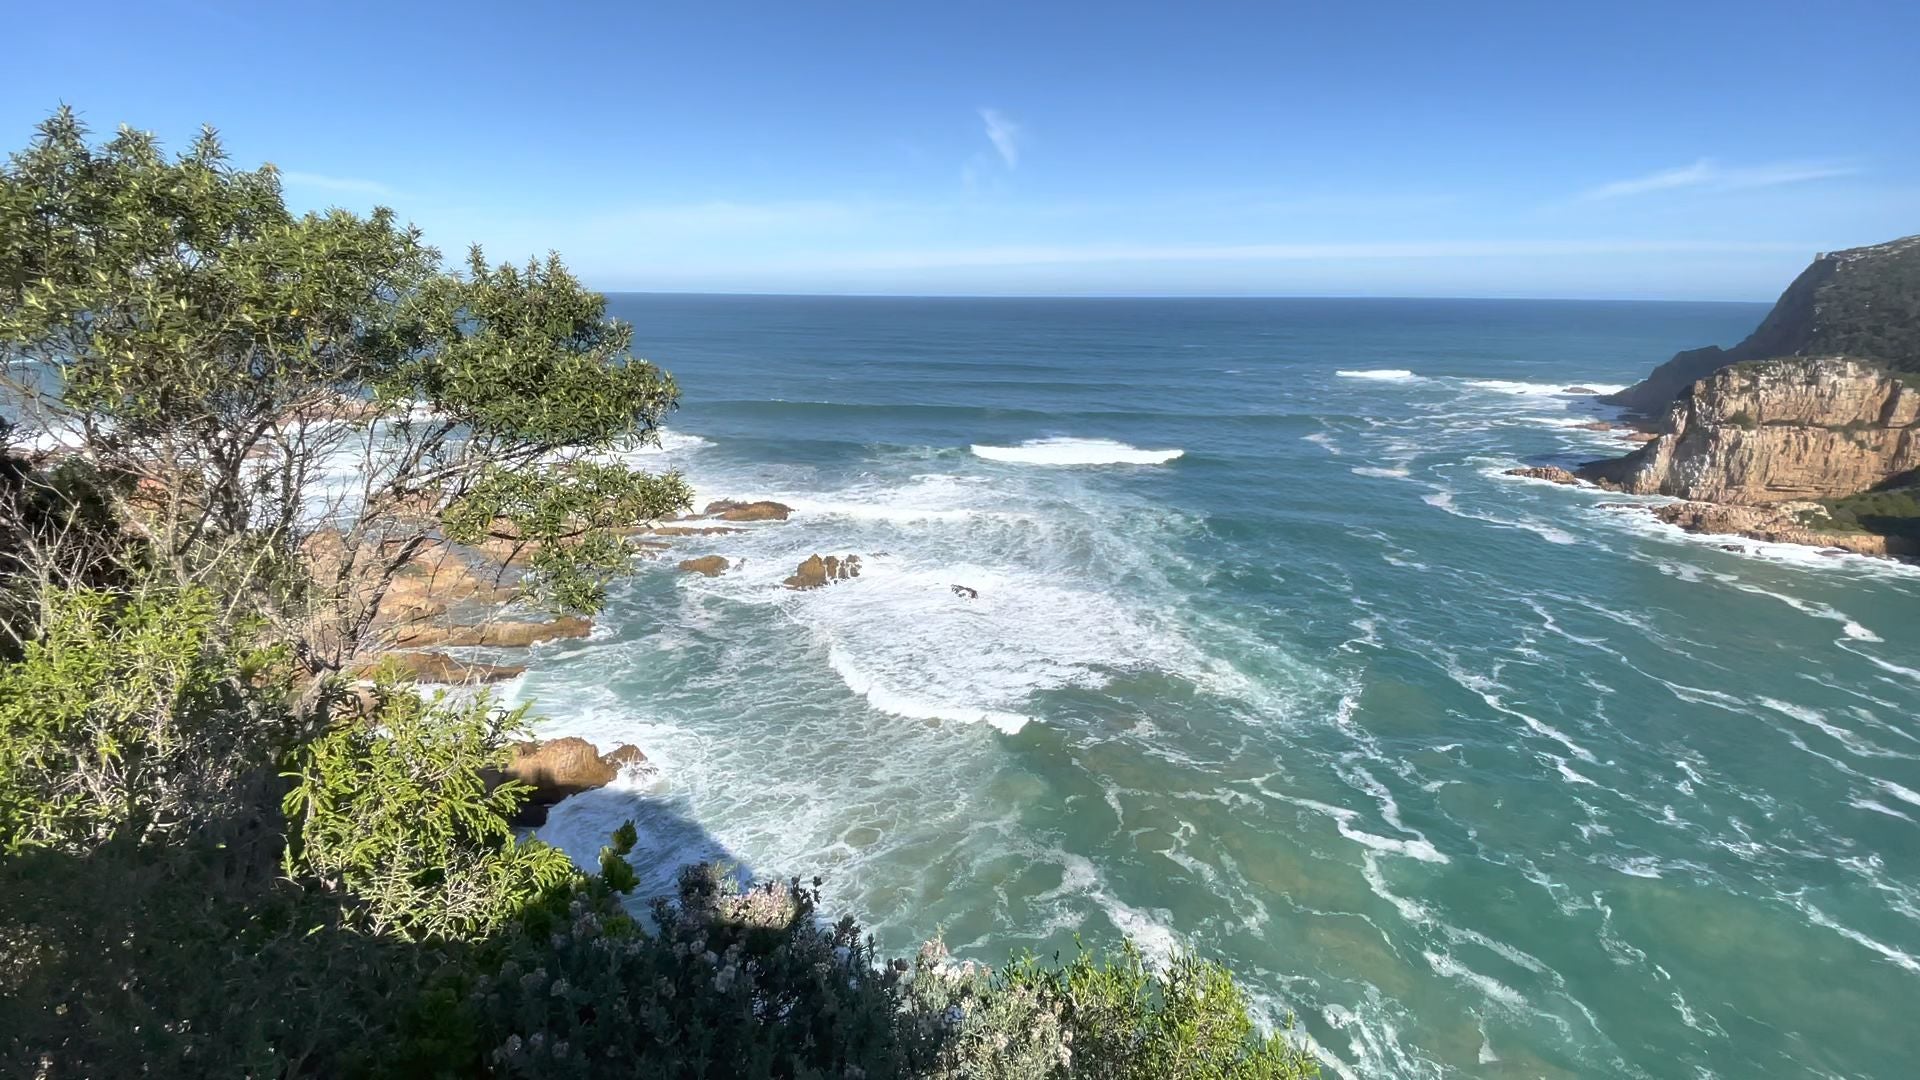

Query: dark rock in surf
left=784, top=554, right=861, bottom=590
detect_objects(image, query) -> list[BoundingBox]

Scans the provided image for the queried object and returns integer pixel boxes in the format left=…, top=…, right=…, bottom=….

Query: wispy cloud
left=1578, top=158, right=1858, bottom=201
left=978, top=108, right=1022, bottom=169
left=278, top=170, right=394, bottom=196
left=737, top=238, right=1813, bottom=273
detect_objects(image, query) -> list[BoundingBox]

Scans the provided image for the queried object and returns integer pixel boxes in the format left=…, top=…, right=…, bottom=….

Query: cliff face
left=1579, top=357, right=1920, bottom=502
left=1602, top=235, right=1920, bottom=419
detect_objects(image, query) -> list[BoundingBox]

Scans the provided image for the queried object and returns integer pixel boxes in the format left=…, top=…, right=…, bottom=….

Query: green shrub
left=905, top=940, right=1318, bottom=1080
left=281, top=677, right=577, bottom=940
left=0, top=586, right=286, bottom=854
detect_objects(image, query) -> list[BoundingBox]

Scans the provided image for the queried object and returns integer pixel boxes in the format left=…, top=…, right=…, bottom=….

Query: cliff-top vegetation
left=0, top=110, right=1318, bottom=1078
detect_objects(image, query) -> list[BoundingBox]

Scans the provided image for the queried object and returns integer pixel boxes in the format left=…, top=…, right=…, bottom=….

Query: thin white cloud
left=1579, top=158, right=1857, bottom=200
left=728, top=238, right=1813, bottom=273
left=278, top=170, right=394, bottom=196
left=978, top=108, right=1021, bottom=169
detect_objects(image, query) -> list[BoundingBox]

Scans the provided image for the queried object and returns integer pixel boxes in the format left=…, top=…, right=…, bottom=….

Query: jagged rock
left=678, top=555, right=730, bottom=576
left=951, top=584, right=979, bottom=599
left=393, top=615, right=592, bottom=649
left=1578, top=358, right=1920, bottom=503
left=1575, top=420, right=1613, bottom=431
left=784, top=553, right=861, bottom=590
left=372, top=652, right=526, bottom=684
left=703, top=499, right=792, bottom=522
left=1504, top=466, right=1582, bottom=485
left=1563, top=386, right=1602, bottom=395
left=603, top=744, right=649, bottom=770
left=496, top=737, right=649, bottom=826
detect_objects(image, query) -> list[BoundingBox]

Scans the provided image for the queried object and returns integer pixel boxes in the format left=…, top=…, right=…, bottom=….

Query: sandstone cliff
left=1602, top=235, right=1920, bottom=419
left=1579, top=357, right=1920, bottom=502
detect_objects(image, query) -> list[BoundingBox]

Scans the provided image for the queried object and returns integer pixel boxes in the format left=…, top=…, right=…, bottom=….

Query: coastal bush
left=282, top=676, right=577, bottom=940
left=0, top=584, right=287, bottom=854
left=0, top=108, right=692, bottom=682
left=1806, top=485, right=1920, bottom=539
left=0, top=109, right=1319, bottom=1079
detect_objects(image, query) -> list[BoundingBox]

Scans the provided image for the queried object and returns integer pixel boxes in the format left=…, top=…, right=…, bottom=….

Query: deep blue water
left=506, top=296, right=1920, bottom=1079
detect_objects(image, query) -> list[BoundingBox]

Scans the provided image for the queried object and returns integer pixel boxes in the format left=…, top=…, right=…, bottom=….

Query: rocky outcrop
left=496, top=737, right=649, bottom=826
left=370, top=651, right=527, bottom=684
left=1646, top=501, right=1919, bottom=558
left=393, top=615, right=592, bottom=649
left=677, top=555, right=730, bottom=576
left=702, top=499, right=792, bottom=522
left=1602, top=235, right=1920, bottom=419
left=784, top=554, right=861, bottom=590
left=1579, top=357, right=1920, bottom=502
left=1504, top=465, right=1583, bottom=485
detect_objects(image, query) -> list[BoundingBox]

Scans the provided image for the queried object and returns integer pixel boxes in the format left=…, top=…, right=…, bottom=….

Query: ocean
left=502, top=296, right=1920, bottom=1078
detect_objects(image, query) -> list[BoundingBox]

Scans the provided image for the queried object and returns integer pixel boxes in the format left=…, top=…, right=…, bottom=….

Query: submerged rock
left=677, top=555, right=730, bottom=576
left=1563, top=386, right=1602, bottom=395
left=1503, top=465, right=1582, bottom=485
left=702, top=499, right=793, bottom=522
left=784, top=553, right=861, bottom=590
left=950, top=584, right=979, bottom=599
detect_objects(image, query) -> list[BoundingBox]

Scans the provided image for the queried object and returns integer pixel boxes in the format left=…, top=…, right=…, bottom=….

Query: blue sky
left=5, top=1, right=1916, bottom=298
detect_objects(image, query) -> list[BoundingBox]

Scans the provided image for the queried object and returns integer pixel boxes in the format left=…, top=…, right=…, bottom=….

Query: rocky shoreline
left=1500, top=235, right=1920, bottom=565
left=370, top=494, right=925, bottom=817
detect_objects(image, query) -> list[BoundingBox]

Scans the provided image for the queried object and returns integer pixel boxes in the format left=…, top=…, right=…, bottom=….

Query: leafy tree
left=0, top=108, right=690, bottom=689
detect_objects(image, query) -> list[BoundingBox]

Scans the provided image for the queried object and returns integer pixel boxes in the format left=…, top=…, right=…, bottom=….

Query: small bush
left=0, top=586, right=286, bottom=854
left=281, top=677, right=577, bottom=940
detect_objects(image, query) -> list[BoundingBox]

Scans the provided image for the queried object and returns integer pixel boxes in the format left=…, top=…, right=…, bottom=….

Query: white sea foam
left=1797, top=902, right=1920, bottom=973
left=621, top=427, right=714, bottom=456
left=1421, top=488, right=1578, bottom=544
left=827, top=645, right=1031, bottom=734
left=1337, top=368, right=1422, bottom=382
left=1274, top=795, right=1450, bottom=864
left=1040, top=852, right=1183, bottom=967
left=1464, top=379, right=1627, bottom=396
left=757, top=556, right=1217, bottom=738
left=1423, top=951, right=1529, bottom=1009
left=1351, top=466, right=1411, bottom=479
left=970, top=437, right=1183, bottom=466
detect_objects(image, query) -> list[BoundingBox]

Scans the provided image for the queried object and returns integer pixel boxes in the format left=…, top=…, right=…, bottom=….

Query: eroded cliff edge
left=1578, top=358, right=1920, bottom=502
left=1601, top=234, right=1920, bottom=421
left=1573, top=234, right=1920, bottom=558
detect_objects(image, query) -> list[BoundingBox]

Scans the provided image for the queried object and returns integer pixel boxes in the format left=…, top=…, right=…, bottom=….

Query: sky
left=4, top=1, right=1917, bottom=299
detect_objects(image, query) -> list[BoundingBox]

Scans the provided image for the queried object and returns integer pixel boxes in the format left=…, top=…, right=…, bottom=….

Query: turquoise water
left=507, top=297, right=1920, bottom=1078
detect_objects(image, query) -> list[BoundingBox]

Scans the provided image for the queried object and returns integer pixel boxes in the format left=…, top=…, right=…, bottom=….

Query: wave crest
left=970, top=437, right=1183, bottom=466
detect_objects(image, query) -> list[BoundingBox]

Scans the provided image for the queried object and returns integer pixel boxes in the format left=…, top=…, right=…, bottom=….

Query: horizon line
left=590, top=288, right=1776, bottom=305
